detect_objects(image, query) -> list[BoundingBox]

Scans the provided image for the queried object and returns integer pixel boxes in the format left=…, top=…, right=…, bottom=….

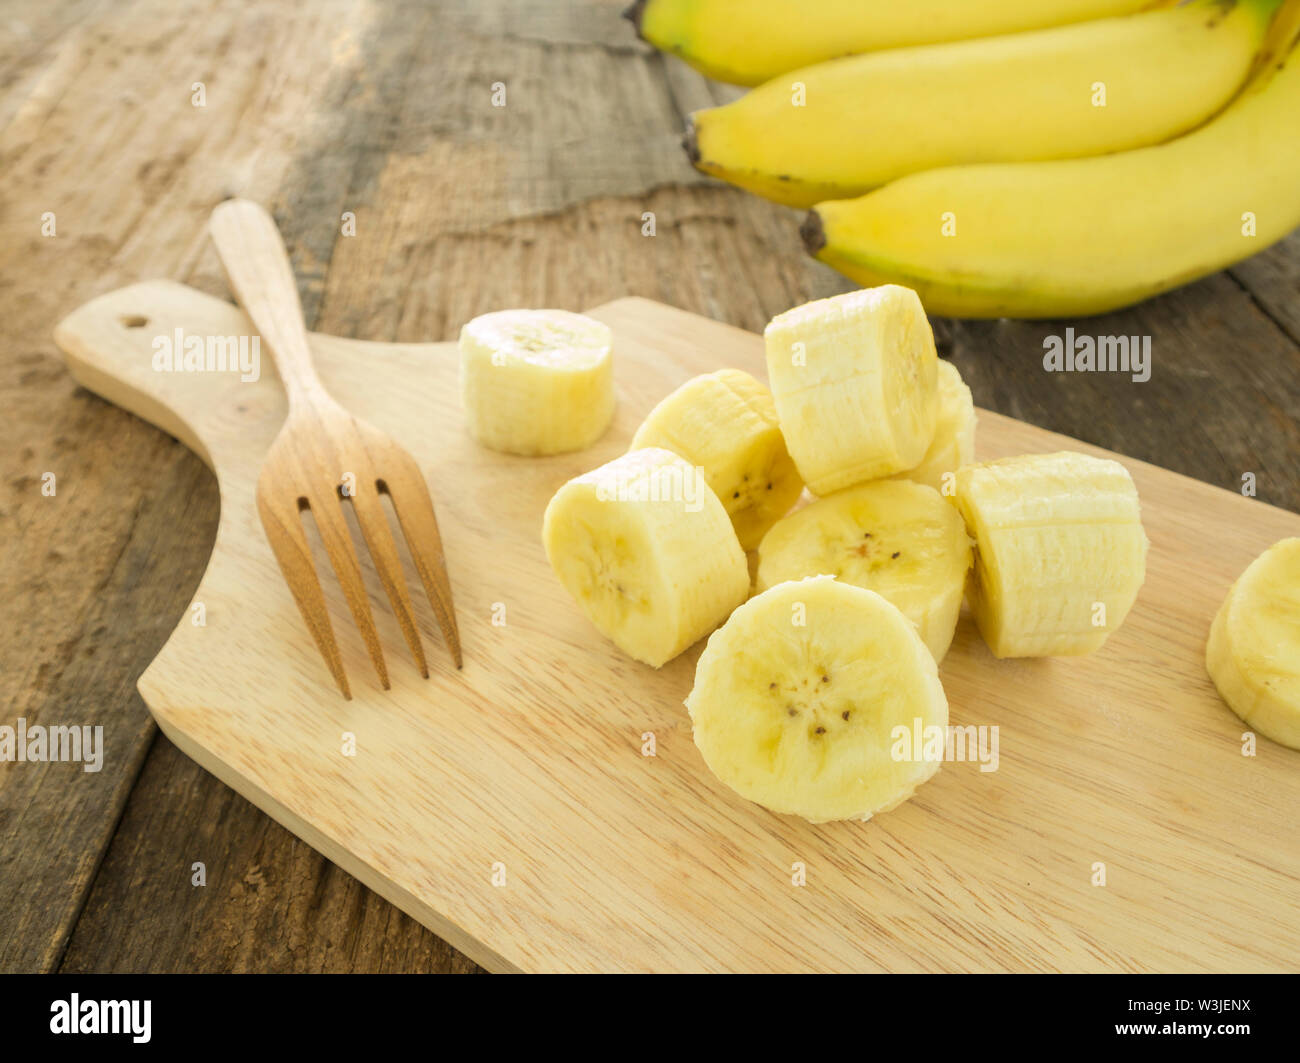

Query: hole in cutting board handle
left=119, top=314, right=149, bottom=329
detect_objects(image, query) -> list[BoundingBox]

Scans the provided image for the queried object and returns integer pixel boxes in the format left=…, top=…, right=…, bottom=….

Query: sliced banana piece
left=954, top=451, right=1148, bottom=658
left=459, top=309, right=614, bottom=455
left=1207, top=537, right=1300, bottom=750
left=630, top=368, right=803, bottom=550
left=686, top=575, right=948, bottom=823
left=890, top=360, right=976, bottom=493
left=543, top=448, right=748, bottom=667
left=763, top=285, right=938, bottom=495
left=756, top=480, right=972, bottom=662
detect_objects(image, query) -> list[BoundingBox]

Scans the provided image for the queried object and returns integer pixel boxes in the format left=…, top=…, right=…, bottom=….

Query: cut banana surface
left=543, top=448, right=748, bottom=667
left=889, top=360, right=975, bottom=493
left=630, top=368, right=803, bottom=550
left=686, top=575, right=948, bottom=823
left=756, top=480, right=972, bottom=662
left=764, top=285, right=938, bottom=495
left=954, top=451, right=1148, bottom=658
left=1206, top=538, right=1300, bottom=750
left=459, top=309, right=615, bottom=456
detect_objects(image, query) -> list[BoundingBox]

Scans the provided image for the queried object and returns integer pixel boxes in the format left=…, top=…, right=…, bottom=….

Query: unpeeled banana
left=629, top=0, right=1153, bottom=87
left=630, top=368, right=803, bottom=550
left=756, top=480, right=972, bottom=662
left=686, top=575, right=948, bottom=822
left=460, top=309, right=615, bottom=455
left=764, top=285, right=938, bottom=496
left=542, top=448, right=748, bottom=667
left=686, top=0, right=1274, bottom=208
left=805, top=22, right=1300, bottom=318
left=953, top=452, right=1149, bottom=657
left=1206, top=538, right=1300, bottom=749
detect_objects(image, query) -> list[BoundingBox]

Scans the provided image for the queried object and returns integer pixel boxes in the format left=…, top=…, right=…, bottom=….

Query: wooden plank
left=0, top=417, right=216, bottom=971
left=0, top=0, right=378, bottom=972
left=2, top=0, right=1296, bottom=972
left=1231, top=231, right=1300, bottom=347
left=50, top=281, right=1300, bottom=973
left=57, top=734, right=483, bottom=973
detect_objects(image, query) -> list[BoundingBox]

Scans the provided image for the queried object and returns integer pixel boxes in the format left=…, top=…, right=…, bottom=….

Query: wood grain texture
left=210, top=198, right=462, bottom=695
left=1, top=0, right=1296, bottom=973
left=57, top=732, right=483, bottom=974
left=49, top=280, right=1300, bottom=973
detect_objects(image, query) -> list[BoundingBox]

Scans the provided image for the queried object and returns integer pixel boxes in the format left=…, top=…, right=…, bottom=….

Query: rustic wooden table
left=2, top=0, right=1297, bottom=973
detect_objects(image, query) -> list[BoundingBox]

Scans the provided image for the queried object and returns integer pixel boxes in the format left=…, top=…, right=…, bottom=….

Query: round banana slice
left=763, top=285, right=938, bottom=495
left=686, top=575, right=948, bottom=823
left=954, top=451, right=1148, bottom=658
left=630, top=368, right=804, bottom=550
left=543, top=448, right=749, bottom=667
left=890, top=360, right=975, bottom=493
left=459, top=309, right=614, bottom=456
left=755, top=479, right=972, bottom=662
left=1206, top=537, right=1300, bottom=750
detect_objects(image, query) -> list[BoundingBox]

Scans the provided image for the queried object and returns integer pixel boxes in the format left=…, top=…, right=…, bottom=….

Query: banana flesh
left=889, top=360, right=975, bottom=494
left=756, top=480, right=972, bottom=662
left=764, top=285, right=938, bottom=495
left=1206, top=538, right=1300, bottom=749
left=543, top=447, right=749, bottom=667
left=460, top=309, right=614, bottom=455
left=630, top=368, right=803, bottom=550
left=953, top=451, right=1148, bottom=657
left=686, top=575, right=948, bottom=822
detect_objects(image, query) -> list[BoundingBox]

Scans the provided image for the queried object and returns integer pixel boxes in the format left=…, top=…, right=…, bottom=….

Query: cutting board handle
left=53, top=279, right=289, bottom=477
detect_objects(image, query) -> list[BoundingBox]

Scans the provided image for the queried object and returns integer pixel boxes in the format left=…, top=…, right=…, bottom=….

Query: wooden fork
left=209, top=199, right=461, bottom=699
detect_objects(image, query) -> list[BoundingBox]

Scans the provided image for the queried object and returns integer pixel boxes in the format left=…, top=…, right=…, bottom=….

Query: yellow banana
left=628, top=0, right=1157, bottom=87
left=804, top=20, right=1300, bottom=318
left=687, top=0, right=1280, bottom=208
left=806, top=16, right=1300, bottom=317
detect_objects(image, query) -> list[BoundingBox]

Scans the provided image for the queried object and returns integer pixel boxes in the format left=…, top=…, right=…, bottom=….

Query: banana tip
left=800, top=210, right=826, bottom=256
left=682, top=116, right=700, bottom=165
left=622, top=0, right=647, bottom=36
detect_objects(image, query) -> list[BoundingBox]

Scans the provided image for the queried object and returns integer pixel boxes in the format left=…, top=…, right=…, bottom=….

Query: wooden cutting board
left=55, top=280, right=1300, bottom=973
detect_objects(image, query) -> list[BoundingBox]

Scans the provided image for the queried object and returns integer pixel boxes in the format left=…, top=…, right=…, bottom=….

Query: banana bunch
left=629, top=0, right=1155, bottom=86
left=632, top=0, right=1300, bottom=318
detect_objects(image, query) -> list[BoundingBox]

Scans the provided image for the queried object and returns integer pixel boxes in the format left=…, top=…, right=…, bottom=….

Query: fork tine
left=257, top=490, right=352, bottom=700
left=305, top=485, right=391, bottom=690
left=348, top=486, right=429, bottom=679
left=380, top=473, right=462, bottom=669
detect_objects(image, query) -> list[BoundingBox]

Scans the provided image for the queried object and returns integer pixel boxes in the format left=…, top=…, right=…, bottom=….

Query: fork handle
left=209, top=199, right=328, bottom=411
